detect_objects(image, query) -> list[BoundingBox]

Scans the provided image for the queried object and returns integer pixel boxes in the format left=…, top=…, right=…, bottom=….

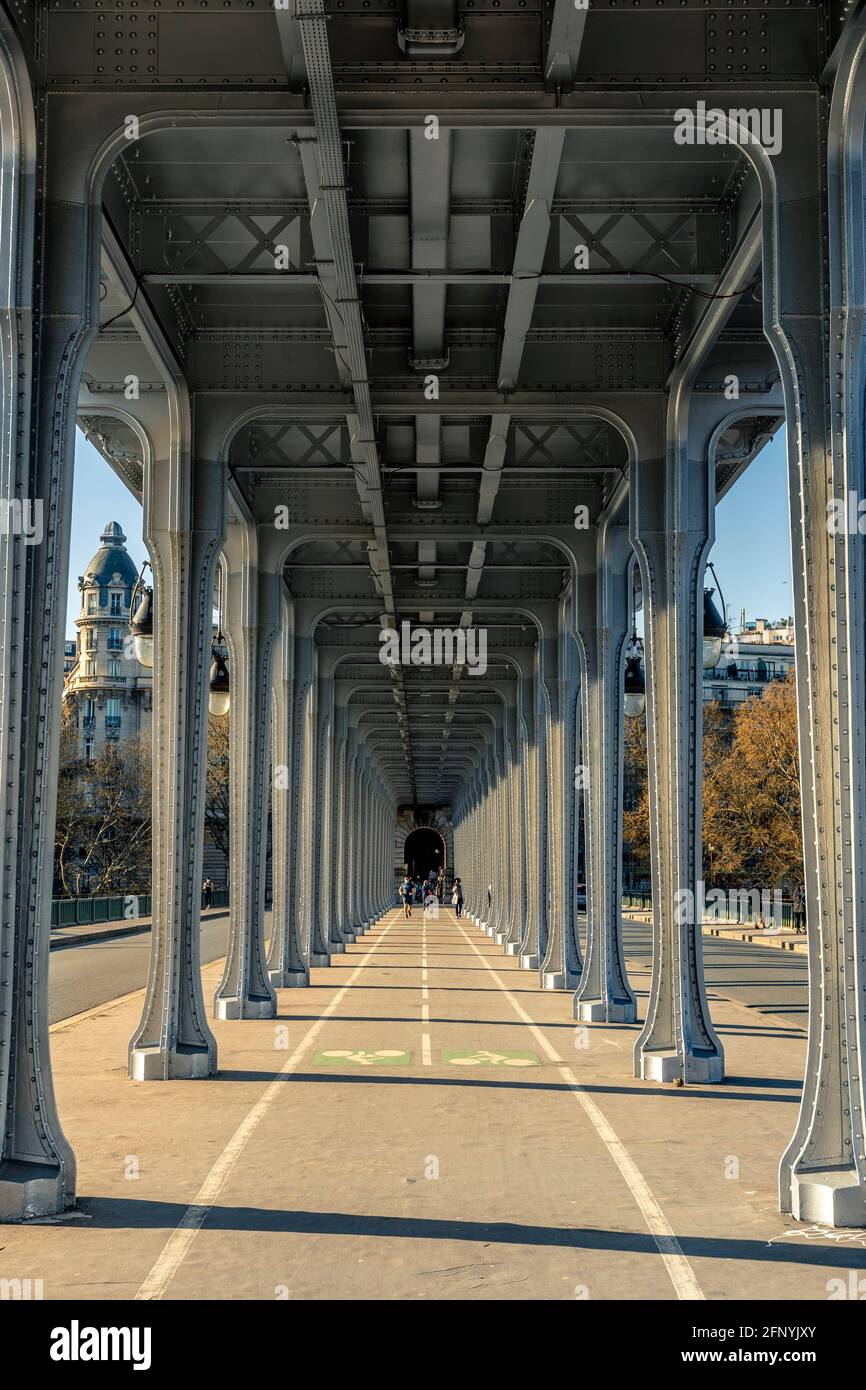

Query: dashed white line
left=455, top=920, right=705, bottom=1303
left=136, top=915, right=396, bottom=1301
left=420, top=916, right=432, bottom=1064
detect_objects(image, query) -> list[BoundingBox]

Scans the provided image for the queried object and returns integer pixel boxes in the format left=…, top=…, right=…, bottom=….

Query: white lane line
left=455, top=921, right=705, bottom=1303
left=420, top=916, right=432, bottom=1063
left=136, top=915, right=396, bottom=1301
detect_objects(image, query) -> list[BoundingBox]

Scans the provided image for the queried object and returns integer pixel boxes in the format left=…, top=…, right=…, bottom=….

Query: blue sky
left=66, top=431, right=147, bottom=637
left=66, top=425, right=794, bottom=639
left=709, top=428, right=793, bottom=630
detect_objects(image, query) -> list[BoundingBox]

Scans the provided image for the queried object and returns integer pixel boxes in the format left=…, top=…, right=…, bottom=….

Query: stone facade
left=63, top=522, right=152, bottom=759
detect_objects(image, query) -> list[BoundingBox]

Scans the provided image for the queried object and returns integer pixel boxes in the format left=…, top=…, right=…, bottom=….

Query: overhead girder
left=7, top=0, right=866, bottom=1238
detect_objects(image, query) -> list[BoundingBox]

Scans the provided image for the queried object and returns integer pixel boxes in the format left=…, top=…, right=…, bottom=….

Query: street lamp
left=625, top=567, right=646, bottom=718
left=209, top=633, right=230, bottom=717
left=703, top=563, right=728, bottom=670
left=129, top=562, right=154, bottom=669
left=624, top=643, right=646, bottom=719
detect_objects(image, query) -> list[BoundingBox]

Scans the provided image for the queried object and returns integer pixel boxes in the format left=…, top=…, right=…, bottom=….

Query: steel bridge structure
left=0, top=0, right=865, bottom=1234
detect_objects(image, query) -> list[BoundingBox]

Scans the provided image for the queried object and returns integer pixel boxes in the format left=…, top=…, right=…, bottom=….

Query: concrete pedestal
left=576, top=998, right=637, bottom=1023
left=791, top=1171, right=866, bottom=1228
left=268, top=969, right=309, bottom=988
left=130, top=1044, right=215, bottom=1081
left=640, top=1050, right=723, bottom=1085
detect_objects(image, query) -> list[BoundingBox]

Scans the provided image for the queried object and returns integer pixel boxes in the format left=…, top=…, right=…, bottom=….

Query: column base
left=0, top=1160, right=71, bottom=1222
left=309, top=952, right=331, bottom=967
left=639, top=1049, right=723, bottom=1084
left=341, top=933, right=356, bottom=945
left=129, top=1043, right=215, bottom=1081
left=268, top=968, right=309, bottom=989
left=542, top=970, right=582, bottom=992
left=520, top=953, right=539, bottom=970
left=495, top=932, right=510, bottom=946
left=327, top=942, right=346, bottom=954
left=576, top=998, right=637, bottom=1023
left=790, top=1169, right=866, bottom=1228
left=213, top=996, right=277, bottom=1021
left=504, top=942, right=521, bottom=956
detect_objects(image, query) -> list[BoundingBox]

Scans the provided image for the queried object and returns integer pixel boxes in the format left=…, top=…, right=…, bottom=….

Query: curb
left=49, top=907, right=230, bottom=951
left=623, top=909, right=808, bottom=955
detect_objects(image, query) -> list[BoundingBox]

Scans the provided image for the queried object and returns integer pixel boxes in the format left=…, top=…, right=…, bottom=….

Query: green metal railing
left=620, top=891, right=795, bottom=927
left=50, top=888, right=229, bottom=928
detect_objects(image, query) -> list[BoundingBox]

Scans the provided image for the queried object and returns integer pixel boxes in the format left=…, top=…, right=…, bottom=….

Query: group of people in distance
left=400, top=867, right=464, bottom=919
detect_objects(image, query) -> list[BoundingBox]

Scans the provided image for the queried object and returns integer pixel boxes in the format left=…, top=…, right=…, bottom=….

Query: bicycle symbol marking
left=444, top=1048, right=540, bottom=1068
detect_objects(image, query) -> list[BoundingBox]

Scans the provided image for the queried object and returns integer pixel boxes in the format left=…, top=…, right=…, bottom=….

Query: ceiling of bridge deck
left=74, top=0, right=804, bottom=807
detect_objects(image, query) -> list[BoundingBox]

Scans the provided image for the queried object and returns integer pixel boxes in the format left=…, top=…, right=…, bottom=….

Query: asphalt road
left=47, top=910, right=808, bottom=1030
left=48, top=912, right=232, bottom=1025
left=620, top=919, right=808, bottom=1029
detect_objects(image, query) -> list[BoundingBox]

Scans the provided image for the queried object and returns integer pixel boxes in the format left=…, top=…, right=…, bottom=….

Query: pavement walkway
left=4, top=908, right=865, bottom=1301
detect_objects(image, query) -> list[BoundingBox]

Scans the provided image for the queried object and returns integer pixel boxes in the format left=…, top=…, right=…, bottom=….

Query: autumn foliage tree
left=622, top=671, right=803, bottom=892
left=703, top=671, right=803, bottom=888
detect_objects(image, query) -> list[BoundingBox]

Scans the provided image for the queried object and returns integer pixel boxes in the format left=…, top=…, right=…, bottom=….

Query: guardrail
left=50, top=888, right=229, bottom=928
left=621, top=891, right=795, bottom=928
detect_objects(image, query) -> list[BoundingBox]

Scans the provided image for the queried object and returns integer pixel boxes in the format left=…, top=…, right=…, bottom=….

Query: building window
left=108, top=626, right=123, bottom=652
left=106, top=697, right=121, bottom=729
left=87, top=592, right=98, bottom=614
left=110, top=592, right=122, bottom=616
left=84, top=659, right=96, bottom=677
left=84, top=738, right=94, bottom=762
left=108, top=659, right=121, bottom=678
left=83, top=697, right=95, bottom=729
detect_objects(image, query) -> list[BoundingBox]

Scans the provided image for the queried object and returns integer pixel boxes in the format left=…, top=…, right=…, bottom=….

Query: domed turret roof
left=81, top=521, right=139, bottom=588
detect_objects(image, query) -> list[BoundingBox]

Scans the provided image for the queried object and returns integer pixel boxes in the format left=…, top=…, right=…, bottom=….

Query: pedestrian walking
left=401, top=875, right=414, bottom=918
left=436, top=868, right=445, bottom=903
left=452, top=876, right=464, bottom=919
left=792, top=882, right=806, bottom=934
left=202, top=878, right=213, bottom=909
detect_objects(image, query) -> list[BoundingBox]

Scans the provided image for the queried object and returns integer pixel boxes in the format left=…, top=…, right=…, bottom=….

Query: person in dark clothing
left=401, top=876, right=414, bottom=918
left=452, top=876, right=464, bottom=919
left=792, top=882, right=806, bottom=934
left=436, top=869, right=445, bottom=903
left=202, top=878, right=214, bottom=909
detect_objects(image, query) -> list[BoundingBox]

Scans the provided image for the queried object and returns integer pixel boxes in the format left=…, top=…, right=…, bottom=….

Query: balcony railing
left=105, top=715, right=121, bottom=728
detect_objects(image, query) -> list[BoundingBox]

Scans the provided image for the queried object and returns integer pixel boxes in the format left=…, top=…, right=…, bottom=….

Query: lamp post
left=209, top=633, right=230, bottom=717
left=624, top=646, right=646, bottom=719
left=703, top=562, right=728, bottom=671
left=129, top=561, right=154, bottom=669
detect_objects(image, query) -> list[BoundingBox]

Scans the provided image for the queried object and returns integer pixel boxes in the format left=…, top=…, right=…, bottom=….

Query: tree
left=205, top=713, right=230, bottom=858
left=703, top=672, right=803, bottom=888
left=54, top=722, right=152, bottom=896
left=622, top=712, right=650, bottom=882
left=622, top=673, right=804, bottom=893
